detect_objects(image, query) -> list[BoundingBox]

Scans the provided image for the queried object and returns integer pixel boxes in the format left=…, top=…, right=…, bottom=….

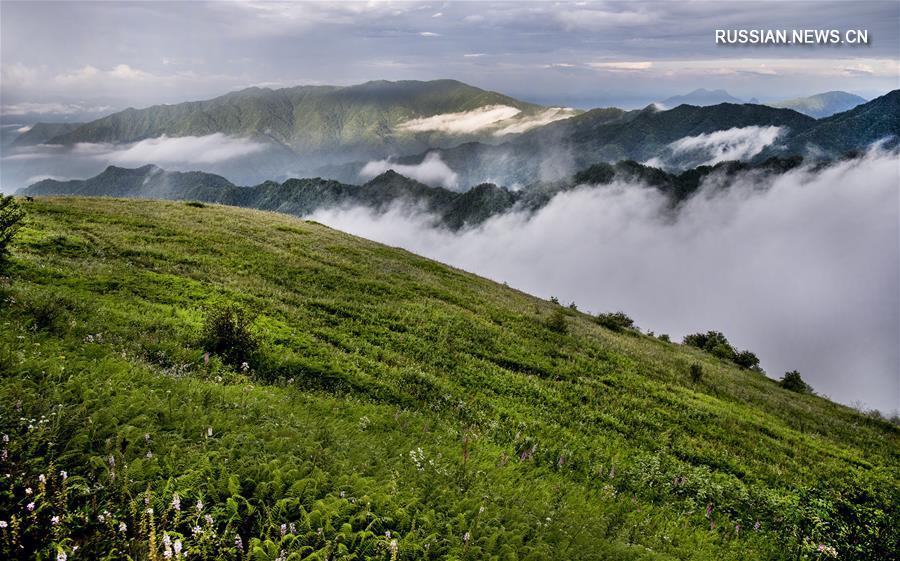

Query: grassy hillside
left=1, top=198, right=897, bottom=560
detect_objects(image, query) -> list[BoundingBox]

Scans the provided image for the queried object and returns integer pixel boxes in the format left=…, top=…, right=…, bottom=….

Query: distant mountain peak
left=767, top=91, right=867, bottom=118
left=660, top=89, right=744, bottom=108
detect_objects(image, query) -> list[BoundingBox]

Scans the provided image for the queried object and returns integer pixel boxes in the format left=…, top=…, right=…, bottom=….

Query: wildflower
left=389, top=539, right=398, bottom=558
left=0, top=520, right=7, bottom=528
left=206, top=427, right=213, bottom=438
left=479, top=506, right=485, bottom=514
left=289, top=522, right=296, bottom=535
left=146, top=508, right=153, bottom=515
left=2, top=435, right=7, bottom=443
left=163, top=550, right=172, bottom=560
left=241, top=362, right=250, bottom=372
left=146, top=450, right=153, bottom=459
left=235, top=535, right=244, bottom=551
left=119, top=522, right=127, bottom=532
left=25, top=487, right=32, bottom=495
left=705, top=503, right=713, bottom=518
left=463, top=531, right=470, bottom=544
left=753, top=520, right=761, bottom=531
left=59, top=470, right=67, bottom=480
left=26, top=502, right=35, bottom=511
left=340, top=490, right=345, bottom=498
left=98, top=513, right=106, bottom=523
left=51, top=515, right=60, bottom=525
left=817, top=544, right=838, bottom=558
left=192, top=525, right=202, bottom=536
left=144, top=433, right=151, bottom=443
left=196, top=499, right=204, bottom=512
left=385, top=530, right=391, bottom=539
left=39, top=474, right=46, bottom=483
left=204, top=513, right=213, bottom=526
left=173, top=540, right=183, bottom=556
left=171, top=493, right=181, bottom=511
left=108, top=455, right=115, bottom=467
left=57, top=551, right=67, bottom=561
left=163, top=534, right=171, bottom=547
left=280, top=523, right=287, bottom=537
left=275, top=551, right=286, bottom=561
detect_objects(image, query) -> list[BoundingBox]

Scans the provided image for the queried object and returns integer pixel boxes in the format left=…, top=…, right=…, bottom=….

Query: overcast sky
left=1, top=0, right=899, bottom=120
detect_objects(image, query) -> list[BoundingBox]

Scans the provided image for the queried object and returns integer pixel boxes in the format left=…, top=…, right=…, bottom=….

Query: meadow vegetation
left=0, top=198, right=897, bottom=560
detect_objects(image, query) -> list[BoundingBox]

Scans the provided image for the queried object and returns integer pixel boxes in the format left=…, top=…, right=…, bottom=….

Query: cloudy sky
left=2, top=0, right=899, bottom=120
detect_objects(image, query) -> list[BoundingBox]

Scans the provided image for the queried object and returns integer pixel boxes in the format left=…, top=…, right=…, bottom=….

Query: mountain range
left=23, top=156, right=808, bottom=229
left=659, top=89, right=867, bottom=118
left=320, top=90, right=898, bottom=187
left=4, top=80, right=894, bottom=192
left=38, top=80, right=577, bottom=165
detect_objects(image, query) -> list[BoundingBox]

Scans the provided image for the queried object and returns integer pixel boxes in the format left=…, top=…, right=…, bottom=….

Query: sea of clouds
left=312, top=147, right=900, bottom=413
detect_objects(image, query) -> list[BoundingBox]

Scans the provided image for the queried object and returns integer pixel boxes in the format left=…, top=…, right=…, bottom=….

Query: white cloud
left=16, top=126, right=32, bottom=134
left=104, top=134, right=268, bottom=165
left=360, top=151, right=459, bottom=189
left=313, top=148, right=900, bottom=413
left=666, top=126, right=784, bottom=166
left=588, top=61, right=653, bottom=71
left=493, top=107, right=578, bottom=136
left=0, top=101, right=113, bottom=116
left=396, top=105, right=522, bottom=134
left=418, top=31, right=440, bottom=37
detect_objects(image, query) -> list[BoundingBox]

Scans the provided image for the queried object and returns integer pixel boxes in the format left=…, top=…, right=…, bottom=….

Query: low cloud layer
left=359, top=151, right=459, bottom=189
left=647, top=125, right=784, bottom=169
left=395, top=105, right=577, bottom=137
left=103, top=133, right=267, bottom=165
left=1, top=134, right=276, bottom=191
left=396, top=105, right=522, bottom=134
left=313, top=148, right=900, bottom=413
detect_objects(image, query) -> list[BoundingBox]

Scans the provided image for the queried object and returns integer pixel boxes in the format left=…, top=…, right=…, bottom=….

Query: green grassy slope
left=1, top=198, right=897, bottom=561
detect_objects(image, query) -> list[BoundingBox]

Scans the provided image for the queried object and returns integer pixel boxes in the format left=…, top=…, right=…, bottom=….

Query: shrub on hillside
left=201, top=302, right=259, bottom=369
left=0, top=195, right=25, bottom=269
left=683, top=330, right=762, bottom=371
left=780, top=370, right=812, bottom=394
left=545, top=308, right=568, bottom=334
left=690, top=363, right=703, bottom=383
left=595, top=311, right=635, bottom=332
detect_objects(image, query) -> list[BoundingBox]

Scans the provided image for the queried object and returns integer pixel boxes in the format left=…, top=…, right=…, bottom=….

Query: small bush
left=780, top=370, right=812, bottom=393
left=657, top=333, right=670, bottom=342
left=201, top=302, right=259, bottom=369
left=545, top=308, right=568, bottom=334
left=0, top=195, right=26, bottom=268
left=683, top=330, right=762, bottom=371
left=734, top=350, right=760, bottom=370
left=595, top=311, right=635, bottom=332
left=690, top=363, right=703, bottom=383
left=185, top=201, right=206, bottom=208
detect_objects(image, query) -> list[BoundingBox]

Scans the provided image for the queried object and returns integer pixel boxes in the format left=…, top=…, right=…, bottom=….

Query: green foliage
left=683, top=330, right=762, bottom=371
left=690, top=363, right=703, bottom=383
left=0, top=195, right=25, bottom=267
left=200, top=303, right=259, bottom=370
left=0, top=198, right=896, bottom=561
left=780, top=370, right=812, bottom=394
left=595, top=311, right=635, bottom=332
left=544, top=308, right=569, bottom=334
